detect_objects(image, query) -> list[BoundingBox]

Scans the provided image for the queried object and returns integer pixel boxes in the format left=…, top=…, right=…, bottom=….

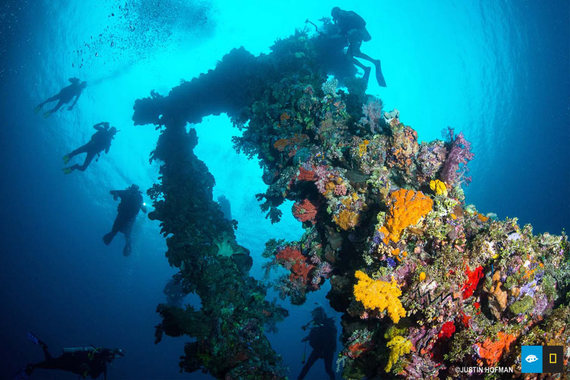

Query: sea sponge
left=476, top=332, right=516, bottom=366
left=487, top=270, right=508, bottom=319
left=334, top=209, right=360, bottom=230
left=385, top=336, right=413, bottom=372
left=462, top=265, right=484, bottom=299
left=353, top=270, right=406, bottom=323
left=378, top=189, right=433, bottom=244
left=358, top=139, right=370, bottom=157
left=429, top=179, right=448, bottom=196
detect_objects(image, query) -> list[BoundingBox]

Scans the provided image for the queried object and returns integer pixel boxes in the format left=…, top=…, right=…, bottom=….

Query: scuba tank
left=63, top=346, right=101, bottom=361
left=63, top=346, right=98, bottom=354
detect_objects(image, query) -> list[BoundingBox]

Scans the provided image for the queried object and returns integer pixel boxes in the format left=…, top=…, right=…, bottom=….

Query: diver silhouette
left=62, top=122, right=117, bottom=174
left=330, top=7, right=386, bottom=87
left=103, top=184, right=147, bottom=256
left=298, top=307, right=337, bottom=380
left=35, top=77, right=87, bottom=117
left=24, top=332, right=124, bottom=379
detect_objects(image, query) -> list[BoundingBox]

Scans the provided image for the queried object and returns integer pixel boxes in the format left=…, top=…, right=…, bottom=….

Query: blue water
left=1, top=1, right=568, bottom=379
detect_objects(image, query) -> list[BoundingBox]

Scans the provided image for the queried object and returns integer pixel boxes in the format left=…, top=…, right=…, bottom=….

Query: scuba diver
left=24, top=332, right=124, bottom=379
left=330, top=7, right=386, bottom=87
left=62, top=122, right=118, bottom=174
left=103, top=184, right=147, bottom=256
left=217, top=195, right=232, bottom=221
left=35, top=77, right=87, bottom=117
left=297, top=307, right=337, bottom=380
left=164, top=275, right=185, bottom=307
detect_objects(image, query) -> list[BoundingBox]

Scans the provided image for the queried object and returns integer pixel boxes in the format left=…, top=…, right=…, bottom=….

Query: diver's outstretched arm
left=93, top=122, right=109, bottom=130
left=68, top=94, right=80, bottom=110
left=110, top=190, right=128, bottom=200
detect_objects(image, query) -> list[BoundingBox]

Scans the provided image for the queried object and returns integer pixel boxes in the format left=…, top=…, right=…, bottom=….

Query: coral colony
left=134, top=22, right=569, bottom=379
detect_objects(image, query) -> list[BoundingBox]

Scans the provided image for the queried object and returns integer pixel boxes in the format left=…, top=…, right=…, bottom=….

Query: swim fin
left=12, top=367, right=31, bottom=379
left=34, top=105, right=42, bottom=114
left=363, top=66, right=371, bottom=83
left=62, top=167, right=73, bottom=175
left=123, top=243, right=132, bottom=257
left=374, top=59, right=387, bottom=87
left=63, top=155, right=70, bottom=164
left=103, top=232, right=114, bottom=245
left=43, top=111, right=52, bottom=118
left=26, top=332, right=40, bottom=345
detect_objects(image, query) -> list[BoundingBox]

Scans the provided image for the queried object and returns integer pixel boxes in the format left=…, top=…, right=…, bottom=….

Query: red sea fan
left=292, top=199, right=318, bottom=224
left=461, top=265, right=484, bottom=299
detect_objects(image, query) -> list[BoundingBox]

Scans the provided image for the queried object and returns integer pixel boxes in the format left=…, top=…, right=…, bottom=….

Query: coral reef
left=133, top=18, right=570, bottom=380
left=146, top=125, right=288, bottom=378
left=353, top=270, right=407, bottom=323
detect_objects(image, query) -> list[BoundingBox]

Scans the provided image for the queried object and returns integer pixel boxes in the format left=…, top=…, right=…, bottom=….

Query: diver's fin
left=374, top=60, right=387, bottom=87
left=26, top=332, right=40, bottom=345
left=363, top=66, right=371, bottom=83
left=26, top=332, right=47, bottom=349
left=34, top=105, right=42, bottom=114
left=43, top=111, right=52, bottom=118
left=12, top=367, right=31, bottom=380
left=63, top=155, right=70, bottom=164
left=103, top=232, right=114, bottom=245
left=123, top=243, right=132, bottom=257
left=62, top=167, right=73, bottom=175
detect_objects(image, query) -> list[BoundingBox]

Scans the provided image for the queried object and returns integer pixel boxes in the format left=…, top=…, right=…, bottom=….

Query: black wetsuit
left=36, top=78, right=85, bottom=115
left=65, top=124, right=115, bottom=172
left=333, top=9, right=371, bottom=54
left=26, top=345, right=116, bottom=379
left=103, top=187, right=145, bottom=256
left=298, top=317, right=337, bottom=380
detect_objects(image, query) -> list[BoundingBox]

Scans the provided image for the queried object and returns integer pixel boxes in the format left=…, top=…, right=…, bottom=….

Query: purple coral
left=360, top=100, right=383, bottom=134
left=440, top=128, right=474, bottom=185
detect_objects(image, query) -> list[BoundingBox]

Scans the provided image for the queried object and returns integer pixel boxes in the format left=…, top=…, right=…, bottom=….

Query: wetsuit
left=331, top=7, right=386, bottom=86
left=36, top=78, right=85, bottom=116
left=298, top=316, right=337, bottom=380
left=64, top=123, right=115, bottom=172
left=26, top=344, right=117, bottom=379
left=103, top=186, right=145, bottom=256
left=332, top=9, right=371, bottom=55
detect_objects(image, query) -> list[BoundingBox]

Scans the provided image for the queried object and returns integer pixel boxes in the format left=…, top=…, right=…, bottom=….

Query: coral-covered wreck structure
left=134, top=19, right=569, bottom=379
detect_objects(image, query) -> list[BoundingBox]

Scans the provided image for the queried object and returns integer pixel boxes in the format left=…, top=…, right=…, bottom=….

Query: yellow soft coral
left=378, top=189, right=433, bottom=244
left=385, top=336, right=413, bottom=372
left=358, top=139, right=370, bottom=157
left=353, top=270, right=406, bottom=323
left=334, top=209, right=359, bottom=230
left=429, top=179, right=448, bottom=196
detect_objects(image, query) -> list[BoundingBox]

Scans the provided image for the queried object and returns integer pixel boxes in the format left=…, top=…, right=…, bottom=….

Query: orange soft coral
left=347, top=342, right=369, bottom=359
left=290, top=261, right=314, bottom=284
left=297, top=166, right=316, bottom=181
left=292, top=199, right=317, bottom=224
left=275, top=246, right=314, bottom=285
left=476, top=332, right=516, bottom=366
left=378, top=189, right=433, bottom=244
left=275, top=246, right=304, bottom=262
left=353, top=270, right=406, bottom=323
left=273, top=134, right=308, bottom=152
